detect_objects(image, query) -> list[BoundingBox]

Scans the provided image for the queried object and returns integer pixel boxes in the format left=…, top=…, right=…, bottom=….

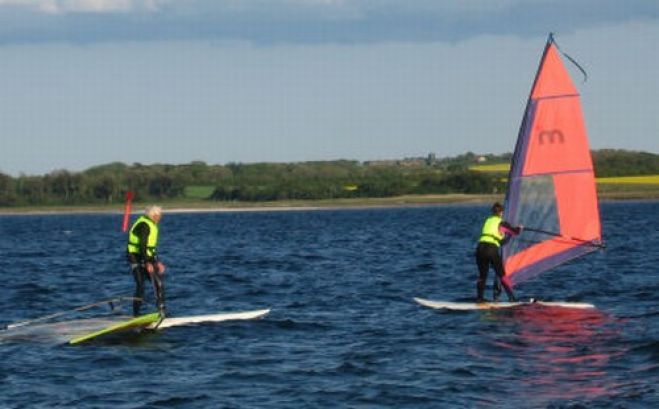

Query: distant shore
left=1, top=191, right=658, bottom=216
left=0, top=194, right=501, bottom=216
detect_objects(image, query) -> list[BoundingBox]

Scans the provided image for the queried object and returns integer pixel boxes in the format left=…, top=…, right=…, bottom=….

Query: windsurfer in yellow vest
left=476, top=202, right=522, bottom=302
left=127, top=205, right=166, bottom=317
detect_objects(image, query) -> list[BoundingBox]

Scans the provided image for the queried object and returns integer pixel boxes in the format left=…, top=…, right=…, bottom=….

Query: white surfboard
left=146, top=308, right=270, bottom=330
left=414, top=297, right=594, bottom=311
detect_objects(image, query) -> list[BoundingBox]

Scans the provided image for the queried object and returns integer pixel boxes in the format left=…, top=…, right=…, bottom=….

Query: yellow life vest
left=127, top=215, right=159, bottom=257
left=479, top=215, right=504, bottom=247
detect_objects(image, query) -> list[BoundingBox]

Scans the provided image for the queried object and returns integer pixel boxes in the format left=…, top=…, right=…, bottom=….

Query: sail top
left=531, top=44, right=578, bottom=99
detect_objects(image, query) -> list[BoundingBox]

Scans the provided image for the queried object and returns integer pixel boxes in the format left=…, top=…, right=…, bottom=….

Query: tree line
left=0, top=150, right=656, bottom=206
left=591, top=149, right=659, bottom=177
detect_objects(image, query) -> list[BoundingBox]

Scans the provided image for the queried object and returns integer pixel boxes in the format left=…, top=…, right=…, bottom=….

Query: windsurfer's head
left=146, top=205, right=163, bottom=223
left=491, top=202, right=504, bottom=215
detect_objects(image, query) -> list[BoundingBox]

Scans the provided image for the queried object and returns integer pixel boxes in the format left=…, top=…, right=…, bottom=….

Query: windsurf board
left=68, top=309, right=271, bottom=344
left=414, top=297, right=595, bottom=311
left=146, top=309, right=271, bottom=330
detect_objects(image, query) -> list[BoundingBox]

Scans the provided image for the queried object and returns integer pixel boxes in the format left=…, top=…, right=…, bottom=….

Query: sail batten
left=512, top=168, right=594, bottom=178
left=536, top=94, right=580, bottom=101
left=503, top=35, right=602, bottom=286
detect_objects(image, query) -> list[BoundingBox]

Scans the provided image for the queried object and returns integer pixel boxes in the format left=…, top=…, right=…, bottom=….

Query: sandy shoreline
left=0, top=192, right=657, bottom=216
left=0, top=194, right=501, bottom=216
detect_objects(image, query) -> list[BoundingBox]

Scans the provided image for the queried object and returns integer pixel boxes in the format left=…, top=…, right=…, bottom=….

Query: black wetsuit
left=475, top=221, right=520, bottom=302
left=127, top=221, right=165, bottom=316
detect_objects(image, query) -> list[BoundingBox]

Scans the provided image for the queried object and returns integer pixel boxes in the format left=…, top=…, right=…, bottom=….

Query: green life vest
left=479, top=215, right=504, bottom=247
left=127, top=215, right=159, bottom=257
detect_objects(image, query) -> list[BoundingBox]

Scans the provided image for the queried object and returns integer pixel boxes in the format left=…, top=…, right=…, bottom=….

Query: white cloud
left=0, top=0, right=166, bottom=14
left=0, top=0, right=657, bottom=45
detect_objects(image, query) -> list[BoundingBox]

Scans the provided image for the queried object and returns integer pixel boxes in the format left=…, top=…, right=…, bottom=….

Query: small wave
left=629, top=340, right=659, bottom=360
left=333, top=361, right=376, bottom=376
left=266, top=318, right=333, bottom=331
left=416, top=262, right=436, bottom=270
left=146, top=394, right=212, bottom=407
left=450, top=367, right=477, bottom=377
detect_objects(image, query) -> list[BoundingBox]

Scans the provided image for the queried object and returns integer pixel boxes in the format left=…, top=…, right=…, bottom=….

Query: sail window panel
left=506, top=174, right=559, bottom=256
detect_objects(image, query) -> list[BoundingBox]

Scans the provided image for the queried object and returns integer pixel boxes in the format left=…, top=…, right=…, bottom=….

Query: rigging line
left=550, top=32, right=588, bottom=83
left=4, top=296, right=142, bottom=330
left=513, top=236, right=595, bottom=248
left=523, top=227, right=605, bottom=249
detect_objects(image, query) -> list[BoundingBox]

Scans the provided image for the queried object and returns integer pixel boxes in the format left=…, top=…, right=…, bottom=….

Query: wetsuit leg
left=493, top=276, right=502, bottom=301
left=491, top=253, right=516, bottom=302
left=131, top=264, right=145, bottom=316
left=475, top=243, right=490, bottom=301
left=151, top=266, right=166, bottom=317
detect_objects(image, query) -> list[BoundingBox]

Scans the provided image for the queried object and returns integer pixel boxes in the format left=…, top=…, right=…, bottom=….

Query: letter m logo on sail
left=538, top=129, right=565, bottom=144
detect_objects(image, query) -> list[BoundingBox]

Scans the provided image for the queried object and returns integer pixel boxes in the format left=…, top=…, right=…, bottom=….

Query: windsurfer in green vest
left=476, top=202, right=522, bottom=302
left=127, top=205, right=166, bottom=317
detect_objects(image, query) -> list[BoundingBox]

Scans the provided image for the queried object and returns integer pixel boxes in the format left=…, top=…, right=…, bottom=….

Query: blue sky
left=1, top=0, right=658, bottom=175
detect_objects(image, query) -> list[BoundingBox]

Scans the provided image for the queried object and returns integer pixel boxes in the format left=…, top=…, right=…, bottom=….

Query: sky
left=1, top=0, right=658, bottom=176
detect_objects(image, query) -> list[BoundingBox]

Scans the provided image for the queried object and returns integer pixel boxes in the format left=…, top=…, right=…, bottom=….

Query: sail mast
left=505, top=33, right=555, bottom=215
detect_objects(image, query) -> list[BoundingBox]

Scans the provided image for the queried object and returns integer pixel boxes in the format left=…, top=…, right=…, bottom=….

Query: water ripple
left=0, top=202, right=658, bottom=408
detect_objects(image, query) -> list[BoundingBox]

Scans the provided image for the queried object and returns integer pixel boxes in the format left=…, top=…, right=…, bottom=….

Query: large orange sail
left=503, top=34, right=603, bottom=285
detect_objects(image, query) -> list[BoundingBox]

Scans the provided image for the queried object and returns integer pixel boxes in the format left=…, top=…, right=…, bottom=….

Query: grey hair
left=145, top=205, right=163, bottom=219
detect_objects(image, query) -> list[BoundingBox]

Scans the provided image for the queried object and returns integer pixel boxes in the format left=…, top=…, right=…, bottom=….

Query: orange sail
left=503, top=34, right=603, bottom=285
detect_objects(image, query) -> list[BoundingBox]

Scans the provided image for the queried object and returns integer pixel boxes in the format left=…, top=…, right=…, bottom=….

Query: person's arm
left=500, top=221, right=522, bottom=236
left=499, top=221, right=523, bottom=245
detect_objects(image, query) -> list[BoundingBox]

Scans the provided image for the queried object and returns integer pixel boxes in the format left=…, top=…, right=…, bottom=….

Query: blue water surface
left=0, top=202, right=657, bottom=408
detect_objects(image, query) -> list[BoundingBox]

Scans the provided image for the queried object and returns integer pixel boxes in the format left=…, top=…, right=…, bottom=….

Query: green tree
left=0, top=172, right=16, bottom=205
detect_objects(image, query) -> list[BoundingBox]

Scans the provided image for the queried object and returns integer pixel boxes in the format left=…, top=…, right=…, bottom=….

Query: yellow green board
left=69, top=313, right=160, bottom=345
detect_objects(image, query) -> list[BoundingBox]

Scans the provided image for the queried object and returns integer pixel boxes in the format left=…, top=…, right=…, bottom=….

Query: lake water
left=0, top=202, right=657, bottom=408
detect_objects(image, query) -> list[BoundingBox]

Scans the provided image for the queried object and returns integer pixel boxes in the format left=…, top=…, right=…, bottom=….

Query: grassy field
left=3, top=174, right=659, bottom=215
left=184, top=185, right=216, bottom=199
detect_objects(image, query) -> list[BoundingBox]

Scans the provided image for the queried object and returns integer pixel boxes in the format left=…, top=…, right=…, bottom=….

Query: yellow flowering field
left=596, top=175, right=659, bottom=185
left=470, top=163, right=510, bottom=172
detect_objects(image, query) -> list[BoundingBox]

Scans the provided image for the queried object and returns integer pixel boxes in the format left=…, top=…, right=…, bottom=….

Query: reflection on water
left=469, top=305, right=623, bottom=405
left=1, top=204, right=657, bottom=407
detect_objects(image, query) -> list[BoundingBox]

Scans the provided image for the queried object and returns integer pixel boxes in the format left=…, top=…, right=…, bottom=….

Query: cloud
left=0, top=0, right=163, bottom=14
left=0, top=0, right=657, bottom=45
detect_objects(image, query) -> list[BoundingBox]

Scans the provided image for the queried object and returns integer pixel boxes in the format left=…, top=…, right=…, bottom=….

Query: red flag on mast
left=122, top=191, right=134, bottom=232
